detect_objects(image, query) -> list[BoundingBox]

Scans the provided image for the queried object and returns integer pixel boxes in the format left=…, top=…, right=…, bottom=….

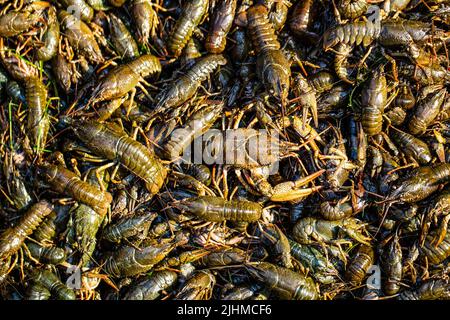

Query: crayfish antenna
left=375, top=201, right=395, bottom=237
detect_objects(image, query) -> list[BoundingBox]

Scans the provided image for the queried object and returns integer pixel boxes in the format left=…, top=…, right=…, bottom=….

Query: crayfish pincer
left=387, top=164, right=450, bottom=203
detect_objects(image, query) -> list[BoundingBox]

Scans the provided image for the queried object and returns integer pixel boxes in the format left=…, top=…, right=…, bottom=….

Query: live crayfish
left=88, top=54, right=161, bottom=106
left=0, top=201, right=53, bottom=263
left=167, top=0, right=209, bottom=57
left=246, top=261, right=319, bottom=300
left=0, top=0, right=449, bottom=301
left=69, top=119, right=167, bottom=196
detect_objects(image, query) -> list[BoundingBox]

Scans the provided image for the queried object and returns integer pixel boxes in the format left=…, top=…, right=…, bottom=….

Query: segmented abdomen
left=186, top=54, right=227, bottom=82
left=33, top=211, right=57, bottom=242
left=127, top=54, right=161, bottom=77
left=361, top=71, right=386, bottom=136
left=27, top=242, right=66, bottom=264
left=247, top=4, right=280, bottom=53
left=206, top=0, right=237, bottom=53
left=31, top=269, right=76, bottom=300
left=198, top=249, right=246, bottom=266
left=163, top=103, right=223, bottom=160
left=420, top=231, right=450, bottom=264
left=362, top=99, right=385, bottom=121
left=338, top=0, right=368, bottom=19
left=36, top=6, right=59, bottom=61
left=397, top=279, right=449, bottom=300
left=0, top=201, right=53, bottom=260
left=72, top=121, right=167, bottom=196
left=180, top=196, right=263, bottom=222
left=320, top=201, right=353, bottom=221
left=115, top=135, right=167, bottom=195
left=155, top=54, right=226, bottom=111
left=26, top=77, right=49, bottom=152
left=124, top=270, right=178, bottom=300
left=168, top=0, right=209, bottom=57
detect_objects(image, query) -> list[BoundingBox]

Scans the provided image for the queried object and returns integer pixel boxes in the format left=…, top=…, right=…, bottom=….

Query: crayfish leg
left=432, top=215, right=450, bottom=247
